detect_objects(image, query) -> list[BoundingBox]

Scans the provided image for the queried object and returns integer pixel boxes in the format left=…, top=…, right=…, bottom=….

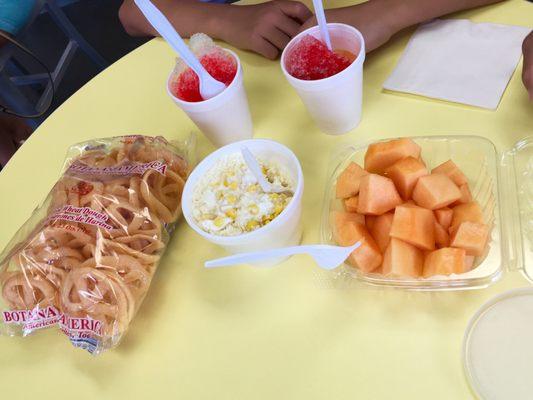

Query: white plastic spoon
left=241, top=146, right=293, bottom=196
left=134, top=0, right=226, bottom=99
left=312, top=0, right=332, bottom=50
left=205, top=241, right=361, bottom=270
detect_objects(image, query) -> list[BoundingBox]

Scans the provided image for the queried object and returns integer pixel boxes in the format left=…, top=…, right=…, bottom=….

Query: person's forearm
left=119, top=0, right=229, bottom=38
left=379, top=0, right=505, bottom=34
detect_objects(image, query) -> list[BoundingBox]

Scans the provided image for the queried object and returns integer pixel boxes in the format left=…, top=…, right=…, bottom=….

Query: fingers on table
left=276, top=0, right=313, bottom=24
left=252, top=35, right=280, bottom=60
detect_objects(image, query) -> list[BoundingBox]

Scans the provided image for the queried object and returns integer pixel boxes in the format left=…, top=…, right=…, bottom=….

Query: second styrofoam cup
left=281, top=23, right=366, bottom=135
left=167, top=49, right=253, bottom=147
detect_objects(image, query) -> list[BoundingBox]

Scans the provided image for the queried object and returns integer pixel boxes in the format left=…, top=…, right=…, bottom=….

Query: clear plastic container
left=320, top=135, right=532, bottom=291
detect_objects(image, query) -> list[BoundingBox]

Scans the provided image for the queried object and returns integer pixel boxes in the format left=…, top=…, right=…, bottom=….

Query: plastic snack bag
left=0, top=135, right=192, bottom=354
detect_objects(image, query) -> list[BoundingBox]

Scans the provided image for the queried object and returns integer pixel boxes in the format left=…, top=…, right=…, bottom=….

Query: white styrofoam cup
left=167, top=50, right=253, bottom=147
left=182, top=139, right=304, bottom=265
left=281, top=23, right=366, bottom=135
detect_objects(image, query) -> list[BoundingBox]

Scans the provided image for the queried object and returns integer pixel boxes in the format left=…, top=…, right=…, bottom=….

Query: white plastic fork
left=204, top=241, right=361, bottom=270
left=134, top=0, right=226, bottom=99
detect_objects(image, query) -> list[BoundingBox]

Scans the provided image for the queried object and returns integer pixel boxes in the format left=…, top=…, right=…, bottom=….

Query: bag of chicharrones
left=0, top=135, right=192, bottom=354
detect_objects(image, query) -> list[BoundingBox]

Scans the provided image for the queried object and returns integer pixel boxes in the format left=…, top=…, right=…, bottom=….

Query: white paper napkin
left=383, top=19, right=531, bottom=109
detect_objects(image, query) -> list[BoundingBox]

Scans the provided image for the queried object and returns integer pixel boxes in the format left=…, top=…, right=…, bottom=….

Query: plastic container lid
left=463, top=288, right=533, bottom=400
left=463, top=137, right=532, bottom=398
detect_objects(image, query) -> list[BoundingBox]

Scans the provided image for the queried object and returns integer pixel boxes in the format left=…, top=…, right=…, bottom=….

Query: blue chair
left=0, top=0, right=109, bottom=127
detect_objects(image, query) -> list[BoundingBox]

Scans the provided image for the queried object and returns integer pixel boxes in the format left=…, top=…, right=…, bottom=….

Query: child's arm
left=119, top=0, right=312, bottom=59
left=300, top=0, right=504, bottom=52
left=523, top=31, right=533, bottom=101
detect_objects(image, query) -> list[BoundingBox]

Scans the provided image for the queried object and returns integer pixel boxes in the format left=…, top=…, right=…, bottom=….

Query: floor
left=13, top=0, right=148, bottom=117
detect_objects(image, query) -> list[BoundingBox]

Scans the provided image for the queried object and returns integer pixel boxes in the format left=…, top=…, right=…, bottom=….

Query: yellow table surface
left=1, top=1, right=532, bottom=398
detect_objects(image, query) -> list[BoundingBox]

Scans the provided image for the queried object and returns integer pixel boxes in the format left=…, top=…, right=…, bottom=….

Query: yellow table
left=1, top=1, right=532, bottom=398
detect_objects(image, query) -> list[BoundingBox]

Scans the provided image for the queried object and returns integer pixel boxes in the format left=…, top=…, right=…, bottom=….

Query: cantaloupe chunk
left=434, top=207, right=453, bottom=229
left=412, top=174, right=462, bottom=210
left=332, top=218, right=382, bottom=273
left=451, top=201, right=484, bottom=231
left=365, top=215, right=377, bottom=231
left=336, top=162, right=368, bottom=199
left=454, top=184, right=473, bottom=205
left=431, top=160, right=468, bottom=186
left=464, top=255, right=475, bottom=271
left=364, top=138, right=421, bottom=174
left=357, top=174, right=402, bottom=215
left=385, top=156, right=429, bottom=200
left=435, top=221, right=450, bottom=248
left=369, top=212, right=394, bottom=252
left=382, top=238, right=424, bottom=278
left=450, top=221, right=489, bottom=256
left=390, top=204, right=435, bottom=250
left=344, top=196, right=359, bottom=213
left=331, top=210, right=365, bottom=228
left=423, top=247, right=466, bottom=277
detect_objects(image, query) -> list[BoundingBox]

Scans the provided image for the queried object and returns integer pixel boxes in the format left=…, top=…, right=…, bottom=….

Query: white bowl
left=182, top=139, right=304, bottom=263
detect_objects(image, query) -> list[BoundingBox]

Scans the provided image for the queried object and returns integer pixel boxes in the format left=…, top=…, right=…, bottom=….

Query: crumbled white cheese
left=192, top=152, right=294, bottom=236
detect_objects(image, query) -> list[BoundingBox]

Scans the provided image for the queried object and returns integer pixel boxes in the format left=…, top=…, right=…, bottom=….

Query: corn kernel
left=229, top=181, right=238, bottom=190
left=269, top=193, right=279, bottom=201
left=245, top=220, right=259, bottom=231
left=247, top=184, right=259, bottom=193
left=214, top=216, right=226, bottom=227
left=249, top=204, right=259, bottom=215
left=226, top=194, right=237, bottom=204
left=225, top=209, right=236, bottom=219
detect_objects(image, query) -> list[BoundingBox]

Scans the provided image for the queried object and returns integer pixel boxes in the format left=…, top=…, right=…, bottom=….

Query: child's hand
left=299, top=2, right=397, bottom=53
left=523, top=31, right=533, bottom=101
left=217, top=1, right=312, bottom=59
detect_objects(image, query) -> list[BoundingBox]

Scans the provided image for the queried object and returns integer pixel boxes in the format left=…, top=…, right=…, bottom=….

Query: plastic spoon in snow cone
left=312, top=0, right=332, bottom=50
left=134, top=0, right=226, bottom=99
left=205, top=241, right=362, bottom=269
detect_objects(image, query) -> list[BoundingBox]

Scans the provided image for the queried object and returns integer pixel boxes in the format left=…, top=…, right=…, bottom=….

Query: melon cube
left=382, top=238, right=424, bottom=278
left=365, top=215, right=377, bottom=231
left=435, top=221, right=450, bottom=248
left=451, top=201, right=484, bottom=231
left=431, top=160, right=468, bottom=186
left=364, top=138, right=421, bottom=174
left=331, top=210, right=365, bottom=228
left=385, top=156, right=429, bottom=200
left=390, top=204, right=435, bottom=251
left=412, top=174, right=462, bottom=210
left=454, top=184, right=473, bottom=205
left=336, top=162, right=368, bottom=198
left=332, top=218, right=382, bottom=273
left=344, top=196, right=359, bottom=213
left=434, top=207, right=453, bottom=229
left=357, top=174, right=402, bottom=215
left=464, top=255, right=475, bottom=271
left=369, top=212, right=394, bottom=252
left=423, top=247, right=467, bottom=277
left=450, top=221, right=489, bottom=256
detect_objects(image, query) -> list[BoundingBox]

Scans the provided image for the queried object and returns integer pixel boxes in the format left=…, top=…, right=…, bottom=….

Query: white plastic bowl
left=182, top=139, right=304, bottom=263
